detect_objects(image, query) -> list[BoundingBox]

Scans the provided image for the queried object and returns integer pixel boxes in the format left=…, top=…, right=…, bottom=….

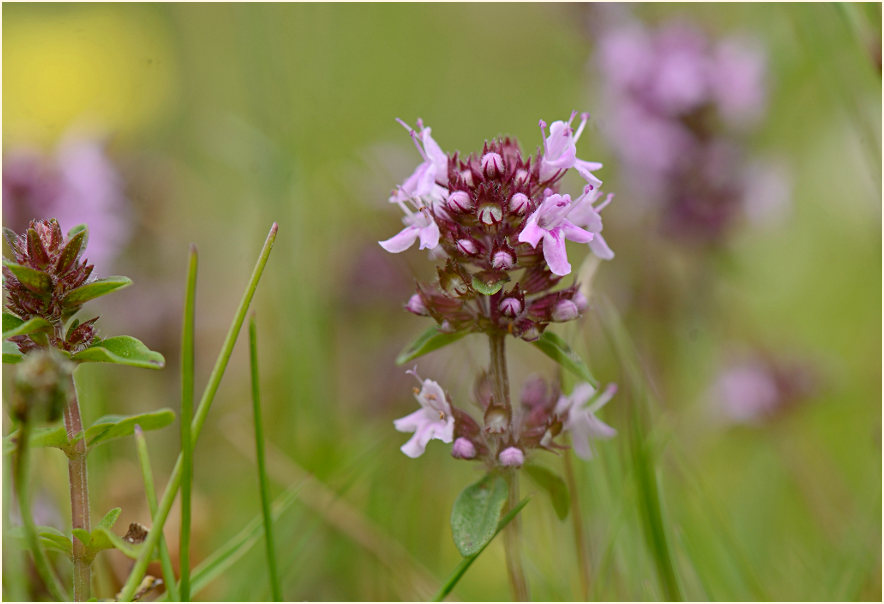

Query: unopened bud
left=459, top=169, right=474, bottom=187
left=456, top=239, right=479, bottom=256
left=406, top=294, right=428, bottom=316
left=491, top=249, right=515, bottom=271
left=572, top=291, right=588, bottom=313
left=447, top=190, right=474, bottom=213
left=499, top=297, right=522, bottom=317
left=484, top=405, right=510, bottom=434
left=498, top=446, right=524, bottom=467
left=509, top=192, right=530, bottom=215
left=552, top=299, right=579, bottom=322
left=478, top=204, right=503, bottom=226
left=481, top=152, right=504, bottom=177
left=514, top=169, right=529, bottom=186
left=452, top=437, right=477, bottom=459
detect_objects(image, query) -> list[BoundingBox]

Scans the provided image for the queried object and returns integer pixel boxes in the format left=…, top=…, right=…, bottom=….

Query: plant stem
left=64, top=375, right=91, bottom=601
left=179, top=245, right=198, bottom=601
left=563, top=447, right=590, bottom=600
left=249, top=315, right=282, bottom=601
left=488, top=333, right=528, bottom=601
left=12, top=422, right=69, bottom=601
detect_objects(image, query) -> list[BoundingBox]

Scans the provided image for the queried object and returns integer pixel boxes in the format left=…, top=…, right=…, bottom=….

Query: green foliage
left=523, top=464, right=569, bottom=520
left=2, top=313, right=52, bottom=339
left=2, top=258, right=52, bottom=294
left=3, top=340, right=23, bottom=364
left=72, top=335, right=165, bottom=369
left=8, top=525, right=73, bottom=557
left=85, top=410, right=176, bottom=448
left=61, top=276, right=132, bottom=306
left=450, top=473, right=509, bottom=557
left=531, top=331, right=599, bottom=387
left=471, top=274, right=506, bottom=296
left=395, top=325, right=469, bottom=365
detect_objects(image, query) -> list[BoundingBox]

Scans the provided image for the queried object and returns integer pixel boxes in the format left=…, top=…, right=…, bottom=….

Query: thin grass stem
left=118, top=223, right=278, bottom=602
left=563, top=447, right=591, bottom=600
left=179, top=244, right=198, bottom=601
left=133, top=426, right=180, bottom=601
left=249, top=315, right=282, bottom=600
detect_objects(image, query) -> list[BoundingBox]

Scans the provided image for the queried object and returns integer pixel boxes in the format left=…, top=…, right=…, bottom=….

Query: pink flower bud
left=456, top=238, right=479, bottom=255
left=452, top=437, right=477, bottom=459
left=481, top=152, right=504, bottom=177
left=447, top=190, right=474, bottom=213
left=514, top=169, right=529, bottom=186
left=552, top=299, right=580, bottom=322
left=406, top=294, right=428, bottom=316
left=572, top=291, right=588, bottom=313
left=459, top=169, right=474, bottom=187
left=491, top=249, right=515, bottom=271
left=499, top=297, right=522, bottom=317
left=498, top=446, right=524, bottom=467
left=478, top=204, right=503, bottom=226
left=509, top=192, right=530, bottom=215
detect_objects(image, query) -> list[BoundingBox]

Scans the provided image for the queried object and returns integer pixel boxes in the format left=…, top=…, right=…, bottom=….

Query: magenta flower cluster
left=596, top=19, right=787, bottom=243
left=380, top=115, right=617, bottom=465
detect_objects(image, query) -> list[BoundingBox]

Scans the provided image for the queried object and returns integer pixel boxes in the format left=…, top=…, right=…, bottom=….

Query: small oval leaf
left=396, top=325, right=469, bottom=366
left=531, top=331, right=599, bottom=387
left=55, top=229, right=88, bottom=274
left=523, top=464, right=570, bottom=520
left=2, top=259, right=52, bottom=294
left=450, top=473, right=509, bottom=557
left=97, top=507, right=122, bottom=531
left=73, top=336, right=165, bottom=369
left=3, top=340, right=23, bottom=364
left=85, top=409, right=176, bottom=448
left=62, top=276, right=132, bottom=306
left=471, top=275, right=505, bottom=296
left=2, top=315, right=53, bottom=340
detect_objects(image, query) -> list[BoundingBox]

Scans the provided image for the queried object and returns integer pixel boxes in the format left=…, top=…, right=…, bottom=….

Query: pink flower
left=538, top=112, right=603, bottom=188
left=393, top=371, right=455, bottom=458
left=389, top=118, right=449, bottom=205
left=518, top=193, right=594, bottom=276
left=555, top=383, right=617, bottom=460
left=569, top=185, right=616, bottom=260
left=378, top=206, right=440, bottom=253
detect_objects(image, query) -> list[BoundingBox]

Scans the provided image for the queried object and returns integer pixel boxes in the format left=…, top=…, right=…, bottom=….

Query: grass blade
left=433, top=497, right=530, bottom=602
left=118, top=223, right=278, bottom=602
left=133, top=426, right=179, bottom=601
left=179, top=244, right=197, bottom=601
left=249, top=315, right=282, bottom=600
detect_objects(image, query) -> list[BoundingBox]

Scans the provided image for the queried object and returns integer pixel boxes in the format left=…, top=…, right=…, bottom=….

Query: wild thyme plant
left=379, top=114, right=618, bottom=599
left=3, top=219, right=166, bottom=601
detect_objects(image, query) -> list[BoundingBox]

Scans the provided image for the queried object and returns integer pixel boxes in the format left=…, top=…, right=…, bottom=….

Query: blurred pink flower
left=393, top=371, right=455, bottom=458
left=555, top=382, right=617, bottom=460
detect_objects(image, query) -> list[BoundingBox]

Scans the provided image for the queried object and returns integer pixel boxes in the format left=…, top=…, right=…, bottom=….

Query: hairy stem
left=64, top=375, right=91, bottom=601
left=488, top=333, right=528, bottom=601
left=563, top=447, right=590, bottom=600
left=13, top=422, right=69, bottom=601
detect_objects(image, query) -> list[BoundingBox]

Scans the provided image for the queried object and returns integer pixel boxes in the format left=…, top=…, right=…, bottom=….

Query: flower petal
left=518, top=214, right=546, bottom=248
left=393, top=408, right=429, bottom=433
left=417, top=221, right=440, bottom=250
left=589, top=233, right=615, bottom=260
left=542, top=230, right=572, bottom=276
left=379, top=226, right=420, bottom=253
left=561, top=220, right=594, bottom=244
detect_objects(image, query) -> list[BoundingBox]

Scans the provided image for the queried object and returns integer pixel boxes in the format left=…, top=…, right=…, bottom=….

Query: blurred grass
left=3, top=3, right=881, bottom=601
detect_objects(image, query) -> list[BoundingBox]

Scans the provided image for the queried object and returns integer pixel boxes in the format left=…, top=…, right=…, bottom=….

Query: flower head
left=393, top=371, right=455, bottom=458
left=555, top=382, right=617, bottom=460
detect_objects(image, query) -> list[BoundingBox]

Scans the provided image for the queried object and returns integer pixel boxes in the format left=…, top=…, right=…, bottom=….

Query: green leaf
left=2, top=314, right=53, bottom=340
left=3, top=340, right=23, bottom=364
left=55, top=229, right=87, bottom=273
left=62, top=276, right=132, bottom=306
left=3, top=425, right=70, bottom=455
left=450, top=473, right=509, bottom=557
left=523, top=464, right=570, bottom=520
left=471, top=274, right=505, bottom=296
left=90, top=526, right=144, bottom=558
left=97, top=507, right=122, bottom=531
left=72, top=528, right=91, bottom=547
left=396, top=325, right=469, bottom=365
left=85, top=409, right=175, bottom=448
left=2, top=259, right=51, bottom=294
left=531, top=331, right=599, bottom=387
left=8, top=525, right=73, bottom=557
left=72, top=335, right=165, bottom=369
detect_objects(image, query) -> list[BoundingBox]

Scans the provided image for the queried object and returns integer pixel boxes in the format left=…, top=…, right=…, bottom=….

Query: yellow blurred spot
left=3, top=7, right=177, bottom=145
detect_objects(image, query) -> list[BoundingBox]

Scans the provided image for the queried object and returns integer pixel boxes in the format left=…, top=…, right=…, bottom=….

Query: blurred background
left=2, top=3, right=881, bottom=601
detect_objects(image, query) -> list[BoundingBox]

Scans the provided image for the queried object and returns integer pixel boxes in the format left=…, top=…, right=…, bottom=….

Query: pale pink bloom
left=710, top=37, right=767, bottom=127
left=712, top=361, right=779, bottom=424
left=538, top=112, right=603, bottom=188
left=393, top=371, right=455, bottom=458
left=569, top=185, right=616, bottom=260
left=555, top=382, right=617, bottom=460
left=498, top=446, right=525, bottom=467
left=518, top=193, right=594, bottom=276
left=389, top=118, right=449, bottom=204
left=378, top=205, right=440, bottom=253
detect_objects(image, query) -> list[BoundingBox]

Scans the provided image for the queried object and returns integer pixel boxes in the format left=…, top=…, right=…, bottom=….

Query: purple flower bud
left=552, top=299, right=580, bottom=322
left=478, top=204, right=503, bottom=226
left=406, top=293, right=428, bottom=316
left=499, top=297, right=522, bottom=317
left=456, top=238, right=479, bottom=255
left=515, top=319, right=541, bottom=342
left=481, top=152, right=504, bottom=177
left=491, top=249, right=516, bottom=271
left=459, top=169, right=474, bottom=187
left=514, top=169, right=530, bottom=186
left=447, top=190, right=474, bottom=213
left=509, top=192, right=530, bottom=215
left=498, top=446, right=525, bottom=467
left=572, top=291, right=589, bottom=313
left=451, top=437, right=477, bottom=459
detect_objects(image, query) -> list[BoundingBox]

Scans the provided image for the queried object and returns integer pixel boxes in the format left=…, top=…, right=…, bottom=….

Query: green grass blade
left=133, top=426, right=180, bottom=601
left=249, top=315, right=282, bottom=601
left=433, top=498, right=530, bottom=602
left=179, top=244, right=197, bottom=601
left=596, top=297, right=682, bottom=601
left=118, top=223, right=278, bottom=602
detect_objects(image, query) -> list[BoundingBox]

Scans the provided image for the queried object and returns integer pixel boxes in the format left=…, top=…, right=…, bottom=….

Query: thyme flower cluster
left=379, top=114, right=616, bottom=466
